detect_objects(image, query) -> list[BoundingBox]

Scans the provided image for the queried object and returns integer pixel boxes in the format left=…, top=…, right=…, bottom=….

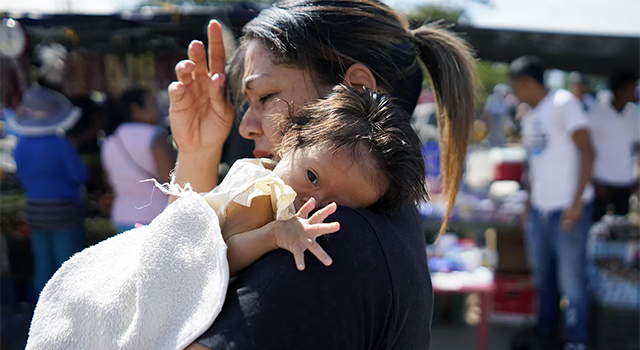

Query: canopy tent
left=6, top=4, right=266, bottom=55
left=6, top=7, right=639, bottom=74
left=454, top=25, right=639, bottom=76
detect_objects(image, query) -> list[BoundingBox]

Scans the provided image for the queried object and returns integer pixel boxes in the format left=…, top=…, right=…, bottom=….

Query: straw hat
left=7, top=86, right=81, bottom=136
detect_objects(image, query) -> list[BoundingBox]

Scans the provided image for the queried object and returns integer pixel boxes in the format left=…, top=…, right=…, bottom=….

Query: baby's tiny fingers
left=293, top=250, right=306, bottom=271
left=306, top=239, right=333, bottom=267
left=308, top=222, right=340, bottom=237
left=296, top=197, right=316, bottom=219
left=308, top=202, right=337, bottom=224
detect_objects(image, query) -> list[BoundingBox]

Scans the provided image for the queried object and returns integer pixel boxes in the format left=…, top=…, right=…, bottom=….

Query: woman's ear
left=343, top=63, right=377, bottom=92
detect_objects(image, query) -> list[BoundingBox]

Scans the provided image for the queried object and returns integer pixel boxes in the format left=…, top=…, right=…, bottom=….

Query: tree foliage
left=475, top=60, right=510, bottom=105
left=406, top=4, right=464, bottom=27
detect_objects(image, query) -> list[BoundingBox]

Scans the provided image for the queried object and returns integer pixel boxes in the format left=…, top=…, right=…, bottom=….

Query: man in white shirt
left=510, top=56, right=595, bottom=350
left=589, top=71, right=640, bottom=222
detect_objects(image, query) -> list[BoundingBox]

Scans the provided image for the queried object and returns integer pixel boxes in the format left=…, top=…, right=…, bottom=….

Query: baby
left=211, top=84, right=428, bottom=273
left=26, top=85, right=428, bottom=350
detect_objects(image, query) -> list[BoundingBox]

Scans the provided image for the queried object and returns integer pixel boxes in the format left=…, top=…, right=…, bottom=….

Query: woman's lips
left=253, top=150, right=272, bottom=159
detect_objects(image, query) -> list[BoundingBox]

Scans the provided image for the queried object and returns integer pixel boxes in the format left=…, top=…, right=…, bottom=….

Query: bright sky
left=2, top=0, right=639, bottom=36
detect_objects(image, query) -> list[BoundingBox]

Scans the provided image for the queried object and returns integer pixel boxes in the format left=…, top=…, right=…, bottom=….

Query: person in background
left=589, top=71, right=640, bottom=222
left=484, top=83, right=515, bottom=147
left=11, top=44, right=89, bottom=296
left=568, top=72, right=595, bottom=113
left=101, top=87, right=177, bottom=233
left=510, top=56, right=595, bottom=350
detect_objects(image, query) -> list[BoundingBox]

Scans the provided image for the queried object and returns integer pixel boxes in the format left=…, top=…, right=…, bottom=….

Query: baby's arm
left=223, top=197, right=340, bottom=275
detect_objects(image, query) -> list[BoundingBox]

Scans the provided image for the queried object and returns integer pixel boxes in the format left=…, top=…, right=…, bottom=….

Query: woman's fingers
left=207, top=20, right=227, bottom=76
left=296, top=197, right=316, bottom=218
left=175, top=60, right=195, bottom=85
left=168, top=81, right=195, bottom=113
left=209, top=73, right=229, bottom=118
left=308, top=202, right=337, bottom=224
left=188, top=40, right=209, bottom=79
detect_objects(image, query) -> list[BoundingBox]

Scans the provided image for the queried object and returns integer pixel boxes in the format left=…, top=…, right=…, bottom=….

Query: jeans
left=30, top=226, right=85, bottom=296
left=526, top=202, right=593, bottom=346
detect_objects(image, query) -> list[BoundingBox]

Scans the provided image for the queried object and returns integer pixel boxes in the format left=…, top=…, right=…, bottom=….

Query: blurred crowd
left=1, top=44, right=178, bottom=346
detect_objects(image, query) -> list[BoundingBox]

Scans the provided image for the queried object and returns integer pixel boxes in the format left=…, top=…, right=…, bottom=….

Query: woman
left=101, top=87, right=176, bottom=233
left=170, top=1, right=476, bottom=348
left=12, top=44, right=88, bottom=296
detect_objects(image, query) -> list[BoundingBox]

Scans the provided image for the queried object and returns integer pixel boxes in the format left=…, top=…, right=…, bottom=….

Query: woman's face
left=239, top=40, right=328, bottom=158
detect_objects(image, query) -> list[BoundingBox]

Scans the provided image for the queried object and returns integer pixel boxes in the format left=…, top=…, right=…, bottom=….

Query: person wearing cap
left=11, top=44, right=89, bottom=296
left=589, top=71, right=640, bottom=222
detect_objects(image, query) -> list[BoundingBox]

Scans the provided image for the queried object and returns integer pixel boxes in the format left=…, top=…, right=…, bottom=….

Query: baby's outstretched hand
left=273, top=198, right=340, bottom=271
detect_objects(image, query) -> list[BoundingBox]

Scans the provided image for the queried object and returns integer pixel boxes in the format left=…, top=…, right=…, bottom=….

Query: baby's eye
left=307, top=170, right=318, bottom=186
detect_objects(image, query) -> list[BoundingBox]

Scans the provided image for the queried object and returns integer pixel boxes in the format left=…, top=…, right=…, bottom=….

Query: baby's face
left=273, top=144, right=386, bottom=211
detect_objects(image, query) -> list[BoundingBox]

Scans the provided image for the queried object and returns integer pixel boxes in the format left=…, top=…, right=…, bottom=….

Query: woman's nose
left=239, top=108, right=263, bottom=140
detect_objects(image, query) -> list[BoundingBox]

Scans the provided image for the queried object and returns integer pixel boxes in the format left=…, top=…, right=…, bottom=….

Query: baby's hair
left=278, top=85, right=427, bottom=212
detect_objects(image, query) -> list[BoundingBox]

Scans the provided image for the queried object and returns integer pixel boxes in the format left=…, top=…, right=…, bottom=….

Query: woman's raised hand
left=168, top=20, right=235, bottom=154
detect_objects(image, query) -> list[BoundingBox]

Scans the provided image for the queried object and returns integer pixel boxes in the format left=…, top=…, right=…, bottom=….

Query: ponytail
left=411, top=24, right=476, bottom=238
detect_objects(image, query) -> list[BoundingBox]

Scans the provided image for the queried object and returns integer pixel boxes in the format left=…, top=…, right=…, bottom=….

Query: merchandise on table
left=426, top=234, right=494, bottom=273
left=419, top=187, right=526, bottom=227
left=588, top=215, right=640, bottom=309
left=590, top=215, right=640, bottom=241
left=589, top=258, right=640, bottom=309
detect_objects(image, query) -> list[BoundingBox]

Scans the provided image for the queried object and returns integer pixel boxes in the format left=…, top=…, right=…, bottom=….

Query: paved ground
left=432, top=323, right=520, bottom=350
left=1, top=303, right=522, bottom=350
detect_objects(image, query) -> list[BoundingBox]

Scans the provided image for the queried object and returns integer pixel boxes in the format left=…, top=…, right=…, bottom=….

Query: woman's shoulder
left=339, top=201, right=421, bottom=231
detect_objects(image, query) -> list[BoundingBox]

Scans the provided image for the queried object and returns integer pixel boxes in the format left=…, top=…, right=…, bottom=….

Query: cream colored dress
left=203, top=158, right=297, bottom=228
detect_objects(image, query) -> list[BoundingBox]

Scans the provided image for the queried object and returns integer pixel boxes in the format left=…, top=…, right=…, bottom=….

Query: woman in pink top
left=101, top=87, right=177, bottom=233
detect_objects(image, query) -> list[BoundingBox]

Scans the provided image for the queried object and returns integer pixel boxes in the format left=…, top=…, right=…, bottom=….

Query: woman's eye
left=307, top=170, right=318, bottom=186
left=259, top=94, right=273, bottom=104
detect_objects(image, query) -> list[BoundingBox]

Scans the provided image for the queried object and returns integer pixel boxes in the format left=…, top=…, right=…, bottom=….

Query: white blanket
left=26, top=190, right=229, bottom=350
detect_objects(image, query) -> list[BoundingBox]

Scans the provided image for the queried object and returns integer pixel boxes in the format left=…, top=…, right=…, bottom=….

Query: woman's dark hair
left=119, top=87, right=149, bottom=122
left=279, top=85, right=427, bottom=212
left=509, top=55, right=545, bottom=86
left=230, top=0, right=477, bottom=234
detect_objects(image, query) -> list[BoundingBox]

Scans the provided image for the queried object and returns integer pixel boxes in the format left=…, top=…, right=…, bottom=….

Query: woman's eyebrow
left=243, top=74, right=271, bottom=91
